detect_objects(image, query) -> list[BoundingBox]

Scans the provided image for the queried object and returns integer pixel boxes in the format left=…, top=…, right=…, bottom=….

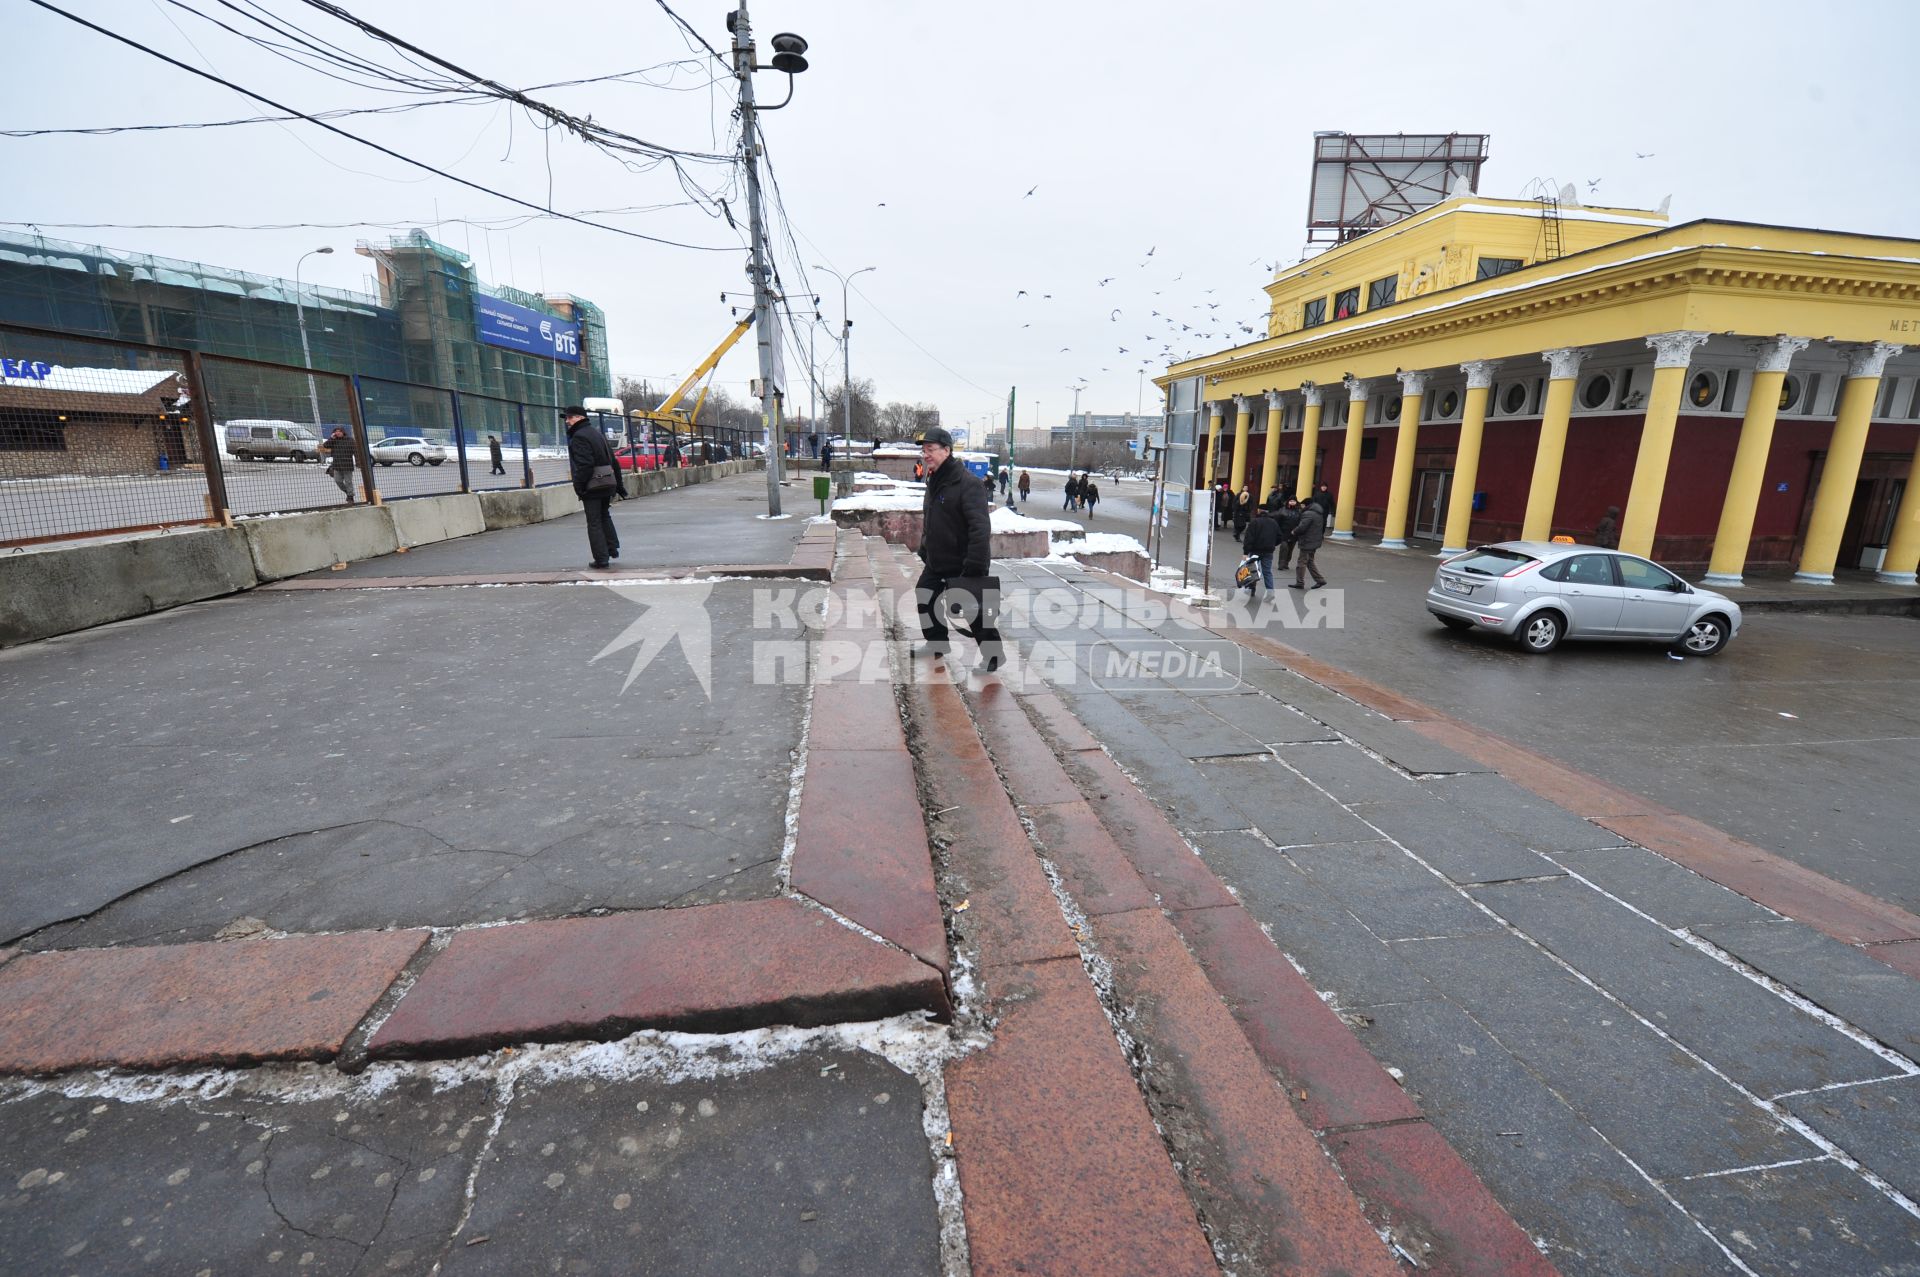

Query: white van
left=224, top=420, right=322, bottom=462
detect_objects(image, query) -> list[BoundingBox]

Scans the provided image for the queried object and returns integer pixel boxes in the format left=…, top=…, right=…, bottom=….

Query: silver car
left=369, top=436, right=448, bottom=467
left=1427, top=541, right=1743, bottom=656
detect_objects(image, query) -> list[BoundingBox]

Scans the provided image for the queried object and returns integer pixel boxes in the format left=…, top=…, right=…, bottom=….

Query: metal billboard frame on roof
left=1305, top=132, right=1489, bottom=244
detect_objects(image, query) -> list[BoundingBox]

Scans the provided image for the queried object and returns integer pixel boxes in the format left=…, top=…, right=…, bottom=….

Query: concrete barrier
left=829, top=508, right=1049, bottom=561
left=389, top=493, right=485, bottom=549
left=241, top=505, right=400, bottom=581
left=478, top=489, right=545, bottom=529
left=1067, top=550, right=1151, bottom=583
left=0, top=527, right=257, bottom=648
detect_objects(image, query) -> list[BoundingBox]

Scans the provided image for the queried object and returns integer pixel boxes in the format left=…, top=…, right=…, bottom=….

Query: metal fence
left=0, top=321, right=763, bottom=548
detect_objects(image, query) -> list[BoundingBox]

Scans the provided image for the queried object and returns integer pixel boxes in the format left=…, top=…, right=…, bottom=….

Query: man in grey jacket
left=1289, top=499, right=1329, bottom=590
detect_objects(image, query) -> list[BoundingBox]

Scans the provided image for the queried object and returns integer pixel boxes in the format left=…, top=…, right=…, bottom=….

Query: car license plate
left=1440, top=578, right=1473, bottom=597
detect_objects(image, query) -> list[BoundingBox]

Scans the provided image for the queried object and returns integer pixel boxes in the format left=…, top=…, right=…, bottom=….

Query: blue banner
left=472, top=295, right=582, bottom=364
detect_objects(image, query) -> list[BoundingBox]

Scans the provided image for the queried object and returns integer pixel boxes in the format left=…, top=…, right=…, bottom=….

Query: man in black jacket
left=1241, top=504, right=1281, bottom=596
left=564, top=406, right=626, bottom=569
left=1274, top=496, right=1303, bottom=572
left=1291, top=497, right=1329, bottom=589
left=916, top=427, right=1003, bottom=670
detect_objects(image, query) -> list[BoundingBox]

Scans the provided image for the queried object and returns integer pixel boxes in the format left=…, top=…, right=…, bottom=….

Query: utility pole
left=815, top=264, right=873, bottom=497
left=1067, top=381, right=1086, bottom=470
left=732, top=0, right=786, bottom=515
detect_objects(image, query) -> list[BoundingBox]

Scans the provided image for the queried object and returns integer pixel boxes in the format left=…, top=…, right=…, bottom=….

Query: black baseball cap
left=916, top=426, right=954, bottom=448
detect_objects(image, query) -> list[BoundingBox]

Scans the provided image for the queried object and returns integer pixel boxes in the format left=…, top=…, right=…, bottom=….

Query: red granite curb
left=368, top=898, right=946, bottom=1060
left=0, top=931, right=427, bottom=1075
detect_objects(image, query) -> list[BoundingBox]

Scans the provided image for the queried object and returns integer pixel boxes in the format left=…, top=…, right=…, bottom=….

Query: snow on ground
left=992, top=509, right=1081, bottom=533
left=1048, top=532, right=1147, bottom=555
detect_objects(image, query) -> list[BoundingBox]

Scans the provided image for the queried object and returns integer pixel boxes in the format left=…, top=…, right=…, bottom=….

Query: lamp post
left=814, top=262, right=874, bottom=496
left=1067, top=381, right=1087, bottom=470
left=294, top=246, right=333, bottom=429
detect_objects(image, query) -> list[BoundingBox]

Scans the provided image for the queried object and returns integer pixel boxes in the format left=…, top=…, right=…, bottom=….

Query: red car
left=616, top=442, right=673, bottom=471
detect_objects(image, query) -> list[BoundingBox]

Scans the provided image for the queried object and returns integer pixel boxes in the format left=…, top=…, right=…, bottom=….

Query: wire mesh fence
left=197, top=354, right=372, bottom=514
left=2, top=320, right=763, bottom=548
left=355, top=376, right=465, bottom=499
left=0, top=324, right=213, bottom=545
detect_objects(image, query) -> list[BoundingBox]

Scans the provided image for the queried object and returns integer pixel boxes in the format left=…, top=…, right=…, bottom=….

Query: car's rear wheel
left=1519, top=610, right=1564, bottom=654
left=407, top=452, right=426, bottom=466
left=1677, top=614, right=1730, bottom=657
left=1437, top=615, right=1473, bottom=632
left=427, top=458, right=443, bottom=466
left=379, top=459, right=394, bottom=467
left=234, top=450, right=251, bottom=462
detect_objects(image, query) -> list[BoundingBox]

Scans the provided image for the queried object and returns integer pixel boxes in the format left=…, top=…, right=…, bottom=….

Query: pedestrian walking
left=1594, top=505, right=1620, bottom=549
left=1290, top=497, right=1328, bottom=590
left=1242, top=503, right=1281, bottom=596
left=1018, top=470, right=1031, bottom=502
left=915, top=427, right=1003, bottom=671
left=321, top=426, right=358, bottom=505
left=998, top=467, right=1011, bottom=499
left=1064, top=473, right=1080, bottom=511
left=983, top=471, right=997, bottom=505
left=913, top=459, right=925, bottom=482
left=1309, top=481, right=1335, bottom=520
left=1233, top=485, right=1253, bottom=542
left=1082, top=477, right=1100, bottom=516
left=1214, top=479, right=1232, bottom=528
left=809, top=432, right=821, bottom=458
left=819, top=438, right=832, bottom=471
left=487, top=434, right=506, bottom=476
left=564, top=405, right=626, bottom=569
left=1275, top=496, right=1303, bottom=571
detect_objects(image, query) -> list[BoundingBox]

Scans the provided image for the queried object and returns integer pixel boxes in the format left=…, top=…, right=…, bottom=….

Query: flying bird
left=1099, top=277, right=1114, bottom=286
left=1634, top=151, right=1654, bottom=159
left=1043, top=294, right=1052, bottom=299
left=1017, top=290, right=1028, bottom=297
left=1109, top=308, right=1121, bottom=321
left=1024, top=185, right=1039, bottom=198
left=1060, top=347, right=1071, bottom=352
left=1146, top=246, right=1155, bottom=256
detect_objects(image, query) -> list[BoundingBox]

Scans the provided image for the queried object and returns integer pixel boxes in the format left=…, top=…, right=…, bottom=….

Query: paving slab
left=1110, top=689, right=1267, bottom=757
left=1666, top=1157, right=1920, bottom=1277
left=943, top=958, right=1219, bottom=1277
left=368, top=900, right=945, bottom=1059
left=1286, top=840, right=1504, bottom=943
left=791, top=747, right=947, bottom=972
left=968, top=681, right=1083, bottom=806
left=1193, top=755, right=1378, bottom=847
left=1053, top=688, right=1257, bottom=831
left=1276, top=740, right=1428, bottom=803
left=807, top=679, right=904, bottom=751
left=1396, top=930, right=1816, bottom=1179
left=1348, top=796, right=1561, bottom=886
left=1058, top=747, right=1237, bottom=911
left=1355, top=998, right=1745, bottom=1277
left=0, top=1075, right=488, bottom=1274
left=1693, top=919, right=1920, bottom=1058
left=1239, top=665, right=1399, bottom=736
left=1187, top=830, right=1440, bottom=1011
left=1420, top=772, right=1625, bottom=854
left=0, top=930, right=425, bottom=1074
left=1782, top=1075, right=1920, bottom=1203
left=1193, top=689, right=1340, bottom=744
left=443, top=1052, right=940, bottom=1277
left=1545, top=845, right=1782, bottom=929
left=1022, top=800, right=1158, bottom=917
left=1873, top=939, right=1920, bottom=981
left=1336, top=718, right=1495, bottom=776
left=1089, top=907, right=1401, bottom=1277
left=1473, top=877, right=1892, bottom=1097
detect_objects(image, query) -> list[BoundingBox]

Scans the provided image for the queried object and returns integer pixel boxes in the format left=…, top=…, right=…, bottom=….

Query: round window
left=1438, top=389, right=1459, bottom=417
left=1501, top=383, right=1528, bottom=414
left=1778, top=375, right=1802, bottom=413
left=1689, top=371, right=1721, bottom=408
left=1580, top=375, right=1613, bottom=410
left=1385, top=397, right=1402, bottom=421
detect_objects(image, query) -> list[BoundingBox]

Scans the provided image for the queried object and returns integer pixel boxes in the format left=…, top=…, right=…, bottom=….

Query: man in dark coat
left=916, top=427, right=1003, bottom=670
left=819, top=438, right=833, bottom=470
left=1275, top=496, right=1303, bottom=571
left=1082, top=478, right=1100, bottom=516
left=321, top=426, right=358, bottom=504
left=1594, top=505, right=1621, bottom=549
left=487, top=434, right=506, bottom=476
left=1241, top=503, right=1281, bottom=596
left=1309, top=481, right=1335, bottom=520
left=1063, top=473, right=1080, bottom=511
left=564, top=406, right=626, bottom=569
left=1290, top=497, right=1328, bottom=589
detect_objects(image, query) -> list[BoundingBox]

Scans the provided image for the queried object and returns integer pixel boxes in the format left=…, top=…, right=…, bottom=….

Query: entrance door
left=1413, top=469, right=1452, bottom=541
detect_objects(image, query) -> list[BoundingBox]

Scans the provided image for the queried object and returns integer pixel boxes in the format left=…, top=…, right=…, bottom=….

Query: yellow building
left=1161, top=194, right=1920, bottom=585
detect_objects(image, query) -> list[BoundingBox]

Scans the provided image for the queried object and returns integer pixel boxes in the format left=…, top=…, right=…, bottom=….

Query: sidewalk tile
left=792, top=748, right=948, bottom=972
left=1546, top=845, right=1780, bottom=929
left=1276, top=741, right=1426, bottom=803
left=1195, top=755, right=1378, bottom=848
left=0, top=930, right=426, bottom=1074
left=368, top=899, right=944, bottom=1059
left=1871, top=938, right=1920, bottom=981
left=944, top=959, right=1219, bottom=1277
left=1475, top=877, right=1890, bottom=1097
left=1424, top=773, right=1624, bottom=854
left=1356, top=998, right=1742, bottom=1274
left=808, top=680, right=905, bottom=751
left=1667, top=1157, right=1920, bottom=1276
left=1111, top=689, right=1267, bottom=758
left=1326, top=1122, right=1557, bottom=1277
left=970, top=682, right=1083, bottom=805
left=1287, top=841, right=1502, bottom=942
left=1195, top=690, right=1340, bottom=744
left=1020, top=690, right=1103, bottom=752
left=1693, top=919, right=1920, bottom=1057
left=1057, top=689, right=1256, bottom=830
left=1397, top=930, right=1815, bottom=1180
left=1348, top=797, right=1559, bottom=886
left=1092, top=908, right=1400, bottom=1276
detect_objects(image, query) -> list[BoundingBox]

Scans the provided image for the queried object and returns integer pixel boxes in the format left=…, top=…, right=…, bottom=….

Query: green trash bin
left=813, top=474, right=831, bottom=512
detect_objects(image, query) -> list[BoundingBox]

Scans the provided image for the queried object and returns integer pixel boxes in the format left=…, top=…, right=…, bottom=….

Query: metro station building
left=1164, top=195, right=1920, bottom=585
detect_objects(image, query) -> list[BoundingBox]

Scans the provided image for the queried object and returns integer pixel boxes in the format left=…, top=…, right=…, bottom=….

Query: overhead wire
left=29, top=0, right=744, bottom=253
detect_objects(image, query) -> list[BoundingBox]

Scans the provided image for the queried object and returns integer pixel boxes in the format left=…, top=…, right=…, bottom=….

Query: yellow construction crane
left=633, top=314, right=755, bottom=440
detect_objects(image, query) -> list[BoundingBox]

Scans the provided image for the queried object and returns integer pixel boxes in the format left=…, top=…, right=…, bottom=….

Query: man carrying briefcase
left=914, top=426, right=1003, bottom=672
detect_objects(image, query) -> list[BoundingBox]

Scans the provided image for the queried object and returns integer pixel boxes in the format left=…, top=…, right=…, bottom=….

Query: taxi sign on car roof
left=1551, top=535, right=1576, bottom=543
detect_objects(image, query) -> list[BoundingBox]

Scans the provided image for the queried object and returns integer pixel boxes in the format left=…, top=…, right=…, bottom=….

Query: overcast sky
left=10, top=0, right=1917, bottom=439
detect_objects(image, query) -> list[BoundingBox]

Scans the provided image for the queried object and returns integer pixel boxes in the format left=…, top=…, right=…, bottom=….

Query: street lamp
left=294, top=246, right=333, bottom=430
left=813, top=262, right=874, bottom=496
left=1067, top=381, right=1087, bottom=469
